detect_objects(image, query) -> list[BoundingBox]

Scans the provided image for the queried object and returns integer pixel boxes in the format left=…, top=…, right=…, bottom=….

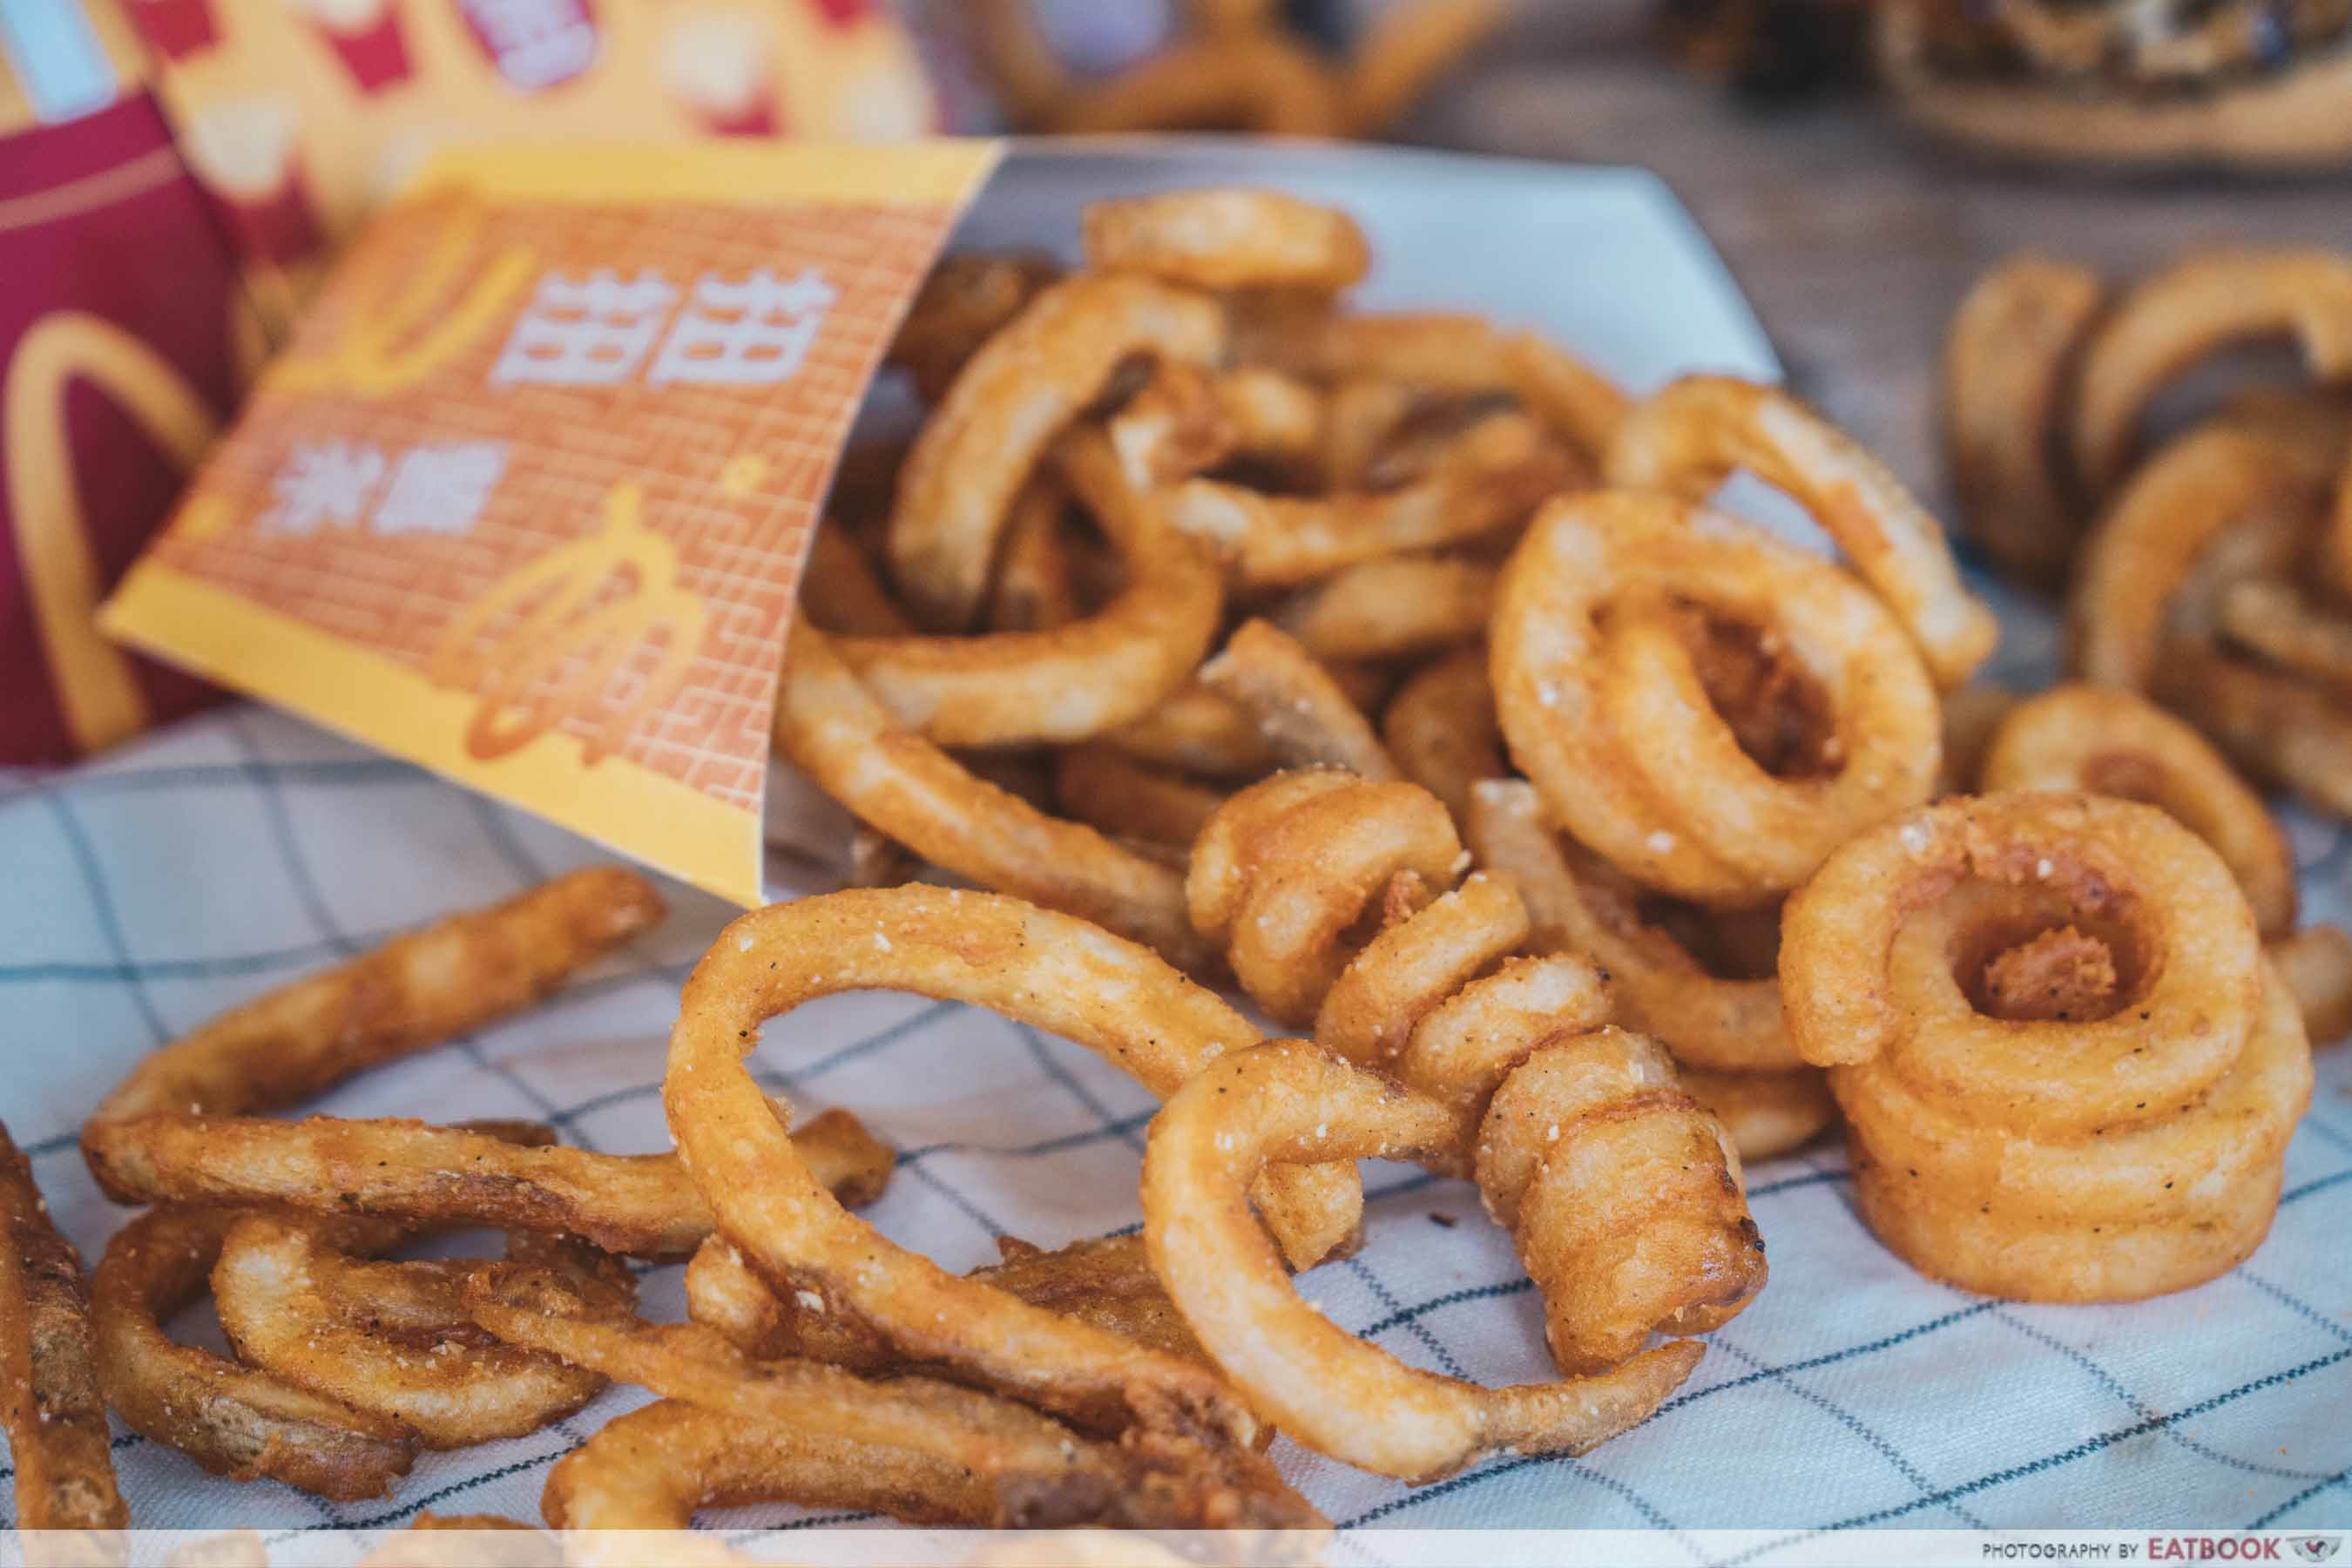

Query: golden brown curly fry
left=1197, top=620, right=1401, bottom=781
left=94, top=1207, right=421, bottom=1500
left=84, top=868, right=662, bottom=1145
left=212, top=1213, right=632, bottom=1448
left=836, top=428, right=1223, bottom=748
left=0, top=1124, right=125, bottom=1530
left=775, top=621, right=1210, bottom=970
left=1940, top=254, right=2106, bottom=588
left=1085, top=189, right=1370, bottom=294
left=889, top=252, right=1064, bottom=406
left=1981, top=682, right=2298, bottom=936
left=886, top=274, right=1225, bottom=629
left=82, top=1106, right=887, bottom=1262
left=1145, top=1040, right=1708, bottom=1483
left=2071, top=248, right=2352, bottom=496
left=469, top=1267, right=1321, bottom=1531
left=1607, top=375, right=1998, bottom=689
left=662, top=887, right=1362, bottom=1442
left=1168, top=411, right=1577, bottom=590
left=1274, top=554, right=1495, bottom=663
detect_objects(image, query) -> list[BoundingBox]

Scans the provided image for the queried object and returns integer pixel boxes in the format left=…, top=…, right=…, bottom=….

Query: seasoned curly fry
left=1168, top=410, right=1577, bottom=590
left=1146, top=1041, right=1708, bottom=1482
left=84, top=1105, right=886, bottom=1261
left=836, top=428, right=1223, bottom=747
left=1186, top=773, right=1765, bottom=1380
left=776, top=621, right=1210, bottom=970
left=1274, top=554, right=1494, bottom=662
left=889, top=251, right=1063, bottom=406
left=1941, top=254, right=2106, bottom=588
left=84, top=867, right=662, bottom=1140
left=1198, top=620, right=1401, bottom=781
left=1607, top=375, right=1998, bottom=689
left=1981, top=682, right=2299, bottom=936
left=1085, top=189, right=1371, bottom=294
left=886, top=274, right=1224, bottom=629
left=0, top=1124, right=125, bottom=1530
left=213, top=1211, right=632, bottom=1447
left=662, top=887, right=1363, bottom=1441
left=95, top=1207, right=421, bottom=1499
left=2071, top=248, right=2352, bottom=495
left=468, top=1265, right=1321, bottom=1530
left=1491, top=490, right=1941, bottom=906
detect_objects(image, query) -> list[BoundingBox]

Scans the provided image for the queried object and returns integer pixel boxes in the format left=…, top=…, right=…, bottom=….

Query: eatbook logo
left=2291, top=1538, right=2342, bottom=1564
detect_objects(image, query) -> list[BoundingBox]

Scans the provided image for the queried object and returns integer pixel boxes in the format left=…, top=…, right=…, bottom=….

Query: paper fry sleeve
left=103, top=139, right=1004, bottom=905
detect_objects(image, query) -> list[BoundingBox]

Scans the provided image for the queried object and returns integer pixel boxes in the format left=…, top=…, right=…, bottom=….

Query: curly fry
left=2071, top=249, right=2352, bottom=495
left=886, top=274, right=1224, bottom=628
left=1607, top=375, right=1997, bottom=688
left=0, top=1125, right=125, bottom=1530
left=1940, top=254, right=2106, bottom=588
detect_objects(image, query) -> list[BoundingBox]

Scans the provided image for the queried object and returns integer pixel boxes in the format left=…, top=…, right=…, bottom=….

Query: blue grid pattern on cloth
left=2, top=582, right=2349, bottom=1548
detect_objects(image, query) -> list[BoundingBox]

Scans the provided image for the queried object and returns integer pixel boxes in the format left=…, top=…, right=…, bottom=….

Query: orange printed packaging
left=103, top=139, right=1003, bottom=903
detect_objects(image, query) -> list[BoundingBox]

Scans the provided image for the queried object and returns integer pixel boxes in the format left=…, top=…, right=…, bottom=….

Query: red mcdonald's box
left=0, top=3, right=253, bottom=763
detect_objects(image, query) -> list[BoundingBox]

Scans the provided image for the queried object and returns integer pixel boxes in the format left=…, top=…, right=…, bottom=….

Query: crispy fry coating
left=662, top=887, right=1362, bottom=1442
left=1607, top=375, right=1997, bottom=688
left=886, top=275, right=1224, bottom=629
left=835, top=427, right=1223, bottom=747
left=1982, top=682, right=2298, bottom=936
left=1492, top=490, right=1942, bottom=906
left=93, top=1207, right=421, bottom=1499
left=1940, top=255, right=2105, bottom=588
left=1783, top=793, right=2309, bottom=1301
left=1186, top=773, right=1765, bottom=1382
left=468, top=1267, right=1321, bottom=1531
left=775, top=621, right=1210, bottom=970
left=80, top=1106, right=887, bottom=1260
left=1144, top=1041, right=1706, bottom=1482
left=212, top=1212, right=632, bottom=1447
left=0, top=1125, right=125, bottom=1530
left=1197, top=621, right=1401, bottom=782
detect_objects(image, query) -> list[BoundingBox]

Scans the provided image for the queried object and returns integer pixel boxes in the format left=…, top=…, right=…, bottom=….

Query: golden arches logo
left=6, top=313, right=220, bottom=755
left=267, top=194, right=536, bottom=399
left=428, top=482, right=706, bottom=765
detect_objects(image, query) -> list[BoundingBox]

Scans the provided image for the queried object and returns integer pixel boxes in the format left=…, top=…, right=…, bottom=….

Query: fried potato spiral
left=662, top=886, right=1362, bottom=1444
left=2070, top=249, right=2352, bottom=496
left=1980, top=683, right=2298, bottom=936
left=0, top=1125, right=125, bottom=1531
left=1183, top=772, right=1765, bottom=1390
left=1463, top=779, right=1835, bottom=1161
left=1490, top=490, right=1942, bottom=907
left=1144, top=1041, right=1707, bottom=1483
left=1606, top=375, right=1998, bottom=689
left=886, top=274, right=1225, bottom=629
left=1781, top=792, right=2312, bottom=1301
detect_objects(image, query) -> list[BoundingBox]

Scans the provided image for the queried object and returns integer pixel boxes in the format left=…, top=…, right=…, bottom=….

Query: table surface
left=1392, top=1, right=2349, bottom=500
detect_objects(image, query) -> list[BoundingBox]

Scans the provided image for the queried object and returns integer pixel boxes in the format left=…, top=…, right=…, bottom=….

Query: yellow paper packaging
left=103, top=139, right=1003, bottom=905
left=119, top=0, right=944, bottom=334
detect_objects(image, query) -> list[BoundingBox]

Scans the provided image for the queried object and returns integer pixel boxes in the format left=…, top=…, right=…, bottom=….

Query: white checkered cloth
left=3, top=572, right=2349, bottom=1544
